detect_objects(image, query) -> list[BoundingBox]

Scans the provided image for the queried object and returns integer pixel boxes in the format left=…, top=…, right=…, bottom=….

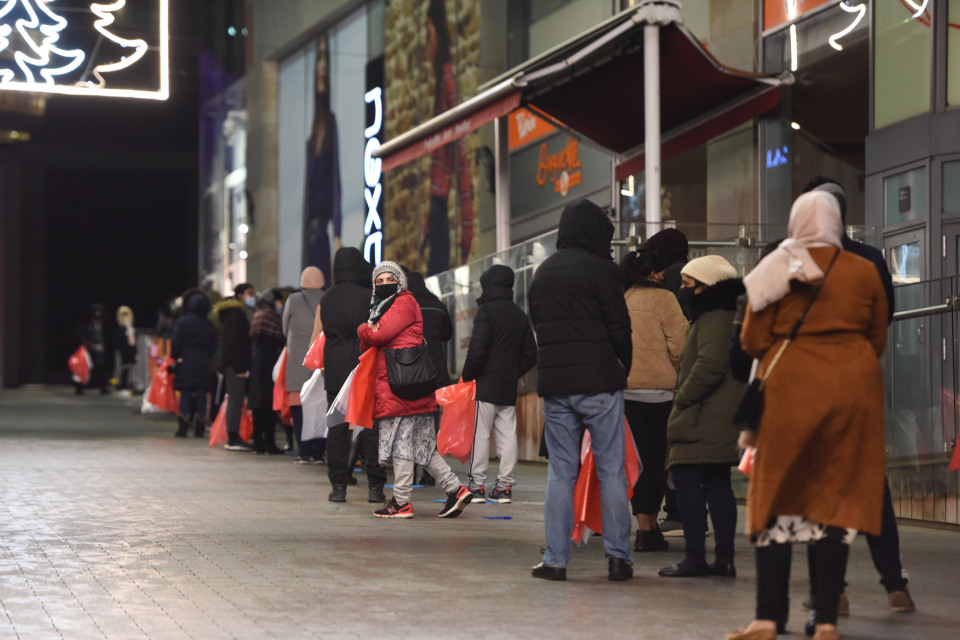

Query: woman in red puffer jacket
left=358, top=261, right=473, bottom=520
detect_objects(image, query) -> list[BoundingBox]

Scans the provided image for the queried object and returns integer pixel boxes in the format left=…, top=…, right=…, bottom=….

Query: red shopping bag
left=209, top=395, right=254, bottom=447
left=303, top=332, right=325, bottom=370
left=67, top=345, right=92, bottom=384
left=571, top=419, right=642, bottom=542
left=949, top=441, right=960, bottom=471
left=146, top=357, right=179, bottom=413
left=738, top=447, right=756, bottom=475
left=345, top=347, right=377, bottom=430
left=272, top=348, right=292, bottom=426
left=436, top=379, right=477, bottom=463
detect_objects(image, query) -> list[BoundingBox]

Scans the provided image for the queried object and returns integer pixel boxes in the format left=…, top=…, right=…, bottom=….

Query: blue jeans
left=542, top=391, right=632, bottom=567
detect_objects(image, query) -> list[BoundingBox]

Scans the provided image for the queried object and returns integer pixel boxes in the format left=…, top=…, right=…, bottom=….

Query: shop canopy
left=373, top=1, right=790, bottom=179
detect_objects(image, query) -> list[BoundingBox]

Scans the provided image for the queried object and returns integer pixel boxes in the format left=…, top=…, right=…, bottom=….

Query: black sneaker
left=224, top=441, right=253, bottom=451
left=608, top=557, right=633, bottom=581
left=328, top=484, right=347, bottom=503
left=488, top=484, right=512, bottom=503
left=374, top=498, right=413, bottom=519
left=468, top=485, right=485, bottom=503
left=531, top=562, right=566, bottom=581
left=437, top=485, right=473, bottom=518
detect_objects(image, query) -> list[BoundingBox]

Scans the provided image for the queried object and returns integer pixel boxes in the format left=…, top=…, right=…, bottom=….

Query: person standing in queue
left=214, top=283, right=256, bottom=451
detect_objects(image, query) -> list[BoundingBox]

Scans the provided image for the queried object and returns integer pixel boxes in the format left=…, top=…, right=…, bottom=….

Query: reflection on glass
left=874, top=1, right=932, bottom=128
left=888, top=241, right=922, bottom=284
left=944, top=161, right=960, bottom=214
left=950, top=1, right=960, bottom=106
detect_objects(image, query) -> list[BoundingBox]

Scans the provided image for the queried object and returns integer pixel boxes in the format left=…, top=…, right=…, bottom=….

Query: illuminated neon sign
left=828, top=2, right=866, bottom=52
left=363, top=85, right=383, bottom=265
left=0, top=0, right=168, bottom=100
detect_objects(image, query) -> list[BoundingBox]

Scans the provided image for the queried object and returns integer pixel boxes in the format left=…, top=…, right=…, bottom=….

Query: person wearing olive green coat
left=659, top=255, right=745, bottom=579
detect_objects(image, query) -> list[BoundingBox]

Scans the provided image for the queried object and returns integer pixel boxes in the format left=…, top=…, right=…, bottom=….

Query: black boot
left=283, top=425, right=295, bottom=451
left=346, top=437, right=360, bottom=485
left=175, top=414, right=189, bottom=438
left=634, top=527, right=669, bottom=552
left=329, top=484, right=347, bottom=502
left=368, top=485, right=386, bottom=503
left=264, top=418, right=284, bottom=454
left=192, top=414, right=206, bottom=438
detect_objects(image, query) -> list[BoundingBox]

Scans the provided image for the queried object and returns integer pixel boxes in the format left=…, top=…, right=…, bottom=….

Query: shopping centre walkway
left=1, top=388, right=958, bottom=640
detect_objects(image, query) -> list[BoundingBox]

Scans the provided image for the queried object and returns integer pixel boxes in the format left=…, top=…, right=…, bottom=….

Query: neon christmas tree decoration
left=0, top=0, right=168, bottom=100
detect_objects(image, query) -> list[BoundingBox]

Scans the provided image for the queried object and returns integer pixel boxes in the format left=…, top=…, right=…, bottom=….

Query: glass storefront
left=874, top=0, right=932, bottom=129
left=884, top=166, right=928, bottom=228
left=951, top=2, right=960, bottom=107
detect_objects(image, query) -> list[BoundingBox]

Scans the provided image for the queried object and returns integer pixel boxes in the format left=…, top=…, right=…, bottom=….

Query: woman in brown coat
left=727, top=192, right=888, bottom=640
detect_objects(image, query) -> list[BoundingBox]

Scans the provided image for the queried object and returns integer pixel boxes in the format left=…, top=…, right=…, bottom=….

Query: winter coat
left=407, top=272, right=454, bottom=389
left=358, top=291, right=438, bottom=419
left=461, top=265, right=537, bottom=406
left=215, top=298, right=251, bottom=374
left=282, top=288, right=324, bottom=392
left=171, top=293, right=217, bottom=391
left=741, top=247, right=888, bottom=536
left=842, top=235, right=894, bottom=324
left=528, top=199, right=632, bottom=397
left=320, top=247, right=373, bottom=395
left=247, top=306, right=284, bottom=410
left=666, top=279, right=745, bottom=469
left=624, top=283, right=687, bottom=391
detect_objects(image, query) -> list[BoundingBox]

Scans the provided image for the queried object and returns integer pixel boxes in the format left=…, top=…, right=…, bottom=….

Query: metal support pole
left=494, top=116, right=511, bottom=252
left=643, top=22, right=661, bottom=240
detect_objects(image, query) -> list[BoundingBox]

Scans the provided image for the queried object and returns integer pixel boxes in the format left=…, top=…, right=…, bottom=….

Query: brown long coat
left=741, top=246, right=888, bottom=536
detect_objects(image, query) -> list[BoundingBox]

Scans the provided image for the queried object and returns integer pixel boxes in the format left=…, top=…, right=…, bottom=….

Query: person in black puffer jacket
left=214, top=283, right=255, bottom=450
left=248, top=289, right=286, bottom=454
left=320, top=247, right=386, bottom=503
left=171, top=292, right=217, bottom=437
left=461, top=265, right=537, bottom=504
left=406, top=271, right=453, bottom=390
left=528, top=198, right=634, bottom=582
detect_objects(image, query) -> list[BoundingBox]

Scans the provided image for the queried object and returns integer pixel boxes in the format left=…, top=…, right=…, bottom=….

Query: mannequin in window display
left=419, top=0, right=474, bottom=276
left=304, top=33, right=342, bottom=285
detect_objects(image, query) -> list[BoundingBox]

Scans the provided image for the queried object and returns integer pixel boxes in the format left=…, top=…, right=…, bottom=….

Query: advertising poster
left=383, top=0, right=482, bottom=276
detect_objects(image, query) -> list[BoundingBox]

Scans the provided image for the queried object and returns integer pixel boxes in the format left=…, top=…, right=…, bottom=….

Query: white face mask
left=244, top=296, right=256, bottom=308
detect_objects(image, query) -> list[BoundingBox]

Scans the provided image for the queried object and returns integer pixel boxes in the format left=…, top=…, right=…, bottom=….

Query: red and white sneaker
left=437, top=485, right=473, bottom=518
left=374, top=498, right=413, bottom=519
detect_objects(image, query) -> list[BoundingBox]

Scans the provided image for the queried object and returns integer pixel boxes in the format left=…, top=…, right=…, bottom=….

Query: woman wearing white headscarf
left=357, top=261, right=473, bottom=519
left=727, top=192, right=889, bottom=640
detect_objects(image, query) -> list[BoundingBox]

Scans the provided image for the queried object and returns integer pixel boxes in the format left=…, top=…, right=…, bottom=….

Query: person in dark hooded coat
left=406, top=271, right=453, bottom=389
left=214, top=283, right=256, bottom=450
left=527, top=198, right=634, bottom=582
left=171, top=292, right=217, bottom=437
left=77, top=303, right=108, bottom=395
left=248, top=289, right=285, bottom=454
left=319, top=247, right=386, bottom=503
left=461, top=265, right=537, bottom=504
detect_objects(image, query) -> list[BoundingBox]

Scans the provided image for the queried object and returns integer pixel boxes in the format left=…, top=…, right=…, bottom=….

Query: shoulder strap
left=301, top=291, right=315, bottom=314
left=761, top=248, right=841, bottom=382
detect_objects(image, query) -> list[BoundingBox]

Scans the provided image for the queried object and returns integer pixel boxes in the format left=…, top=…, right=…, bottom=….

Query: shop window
left=884, top=166, right=928, bottom=227
left=945, top=161, right=960, bottom=214
left=950, top=1, right=960, bottom=107
left=507, top=0, right=612, bottom=66
left=874, top=1, right=932, bottom=129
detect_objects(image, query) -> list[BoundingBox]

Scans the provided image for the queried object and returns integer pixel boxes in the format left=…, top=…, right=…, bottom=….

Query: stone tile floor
left=0, top=388, right=958, bottom=639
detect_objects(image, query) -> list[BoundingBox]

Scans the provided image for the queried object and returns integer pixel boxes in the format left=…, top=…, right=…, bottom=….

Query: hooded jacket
left=320, top=247, right=373, bottom=396
left=407, top=272, right=454, bottom=389
left=171, top=293, right=217, bottom=391
left=666, top=278, right=746, bottom=468
left=528, top=199, right=632, bottom=397
left=461, top=265, right=537, bottom=405
left=214, top=298, right=251, bottom=374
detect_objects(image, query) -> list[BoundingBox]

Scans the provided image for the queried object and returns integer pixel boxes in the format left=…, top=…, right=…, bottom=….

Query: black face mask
left=676, top=286, right=698, bottom=319
left=375, top=283, right=399, bottom=300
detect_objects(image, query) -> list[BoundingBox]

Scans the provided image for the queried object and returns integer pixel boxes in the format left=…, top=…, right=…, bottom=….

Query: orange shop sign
left=537, top=137, right=582, bottom=198
left=764, top=0, right=835, bottom=31
left=508, top=108, right=557, bottom=150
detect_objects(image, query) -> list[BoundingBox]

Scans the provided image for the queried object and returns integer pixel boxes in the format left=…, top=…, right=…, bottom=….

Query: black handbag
left=384, top=341, right=437, bottom=400
left=733, top=248, right=840, bottom=432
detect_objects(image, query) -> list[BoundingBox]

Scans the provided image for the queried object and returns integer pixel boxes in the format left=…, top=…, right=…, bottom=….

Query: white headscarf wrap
left=743, top=191, right=843, bottom=311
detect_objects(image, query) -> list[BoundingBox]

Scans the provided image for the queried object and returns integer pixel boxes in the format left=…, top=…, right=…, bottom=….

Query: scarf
left=743, top=191, right=843, bottom=312
left=368, top=261, right=408, bottom=323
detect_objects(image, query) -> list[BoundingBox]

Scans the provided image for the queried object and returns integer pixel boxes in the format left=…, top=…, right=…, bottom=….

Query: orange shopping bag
left=209, top=395, right=254, bottom=447
left=147, top=357, right=179, bottom=413
left=272, top=348, right=292, bottom=425
left=436, top=380, right=477, bottom=463
left=949, top=441, right=960, bottom=471
left=738, top=447, right=756, bottom=475
left=67, top=345, right=92, bottom=384
left=345, top=348, right=377, bottom=430
left=303, top=332, right=325, bottom=370
left=571, top=419, right=642, bottom=542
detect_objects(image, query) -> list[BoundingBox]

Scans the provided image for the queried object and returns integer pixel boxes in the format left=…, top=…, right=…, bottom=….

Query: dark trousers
left=760, top=532, right=849, bottom=625
left=223, top=368, right=246, bottom=439
left=671, top=463, right=737, bottom=563
left=252, top=408, right=277, bottom=452
left=625, top=399, right=671, bottom=515
left=291, top=405, right=326, bottom=460
left=807, top=481, right=908, bottom=596
left=178, top=388, right=206, bottom=418
left=325, top=391, right=385, bottom=488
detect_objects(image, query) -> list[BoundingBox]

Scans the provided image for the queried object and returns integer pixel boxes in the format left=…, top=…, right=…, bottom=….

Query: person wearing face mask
left=357, top=261, right=474, bottom=519
left=619, top=249, right=688, bottom=553
left=248, top=289, right=286, bottom=454
left=658, top=255, right=745, bottom=579
left=214, top=283, right=256, bottom=451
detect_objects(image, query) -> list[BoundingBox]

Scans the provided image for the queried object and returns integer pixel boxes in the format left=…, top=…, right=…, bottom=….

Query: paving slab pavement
left=0, top=388, right=958, bottom=639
